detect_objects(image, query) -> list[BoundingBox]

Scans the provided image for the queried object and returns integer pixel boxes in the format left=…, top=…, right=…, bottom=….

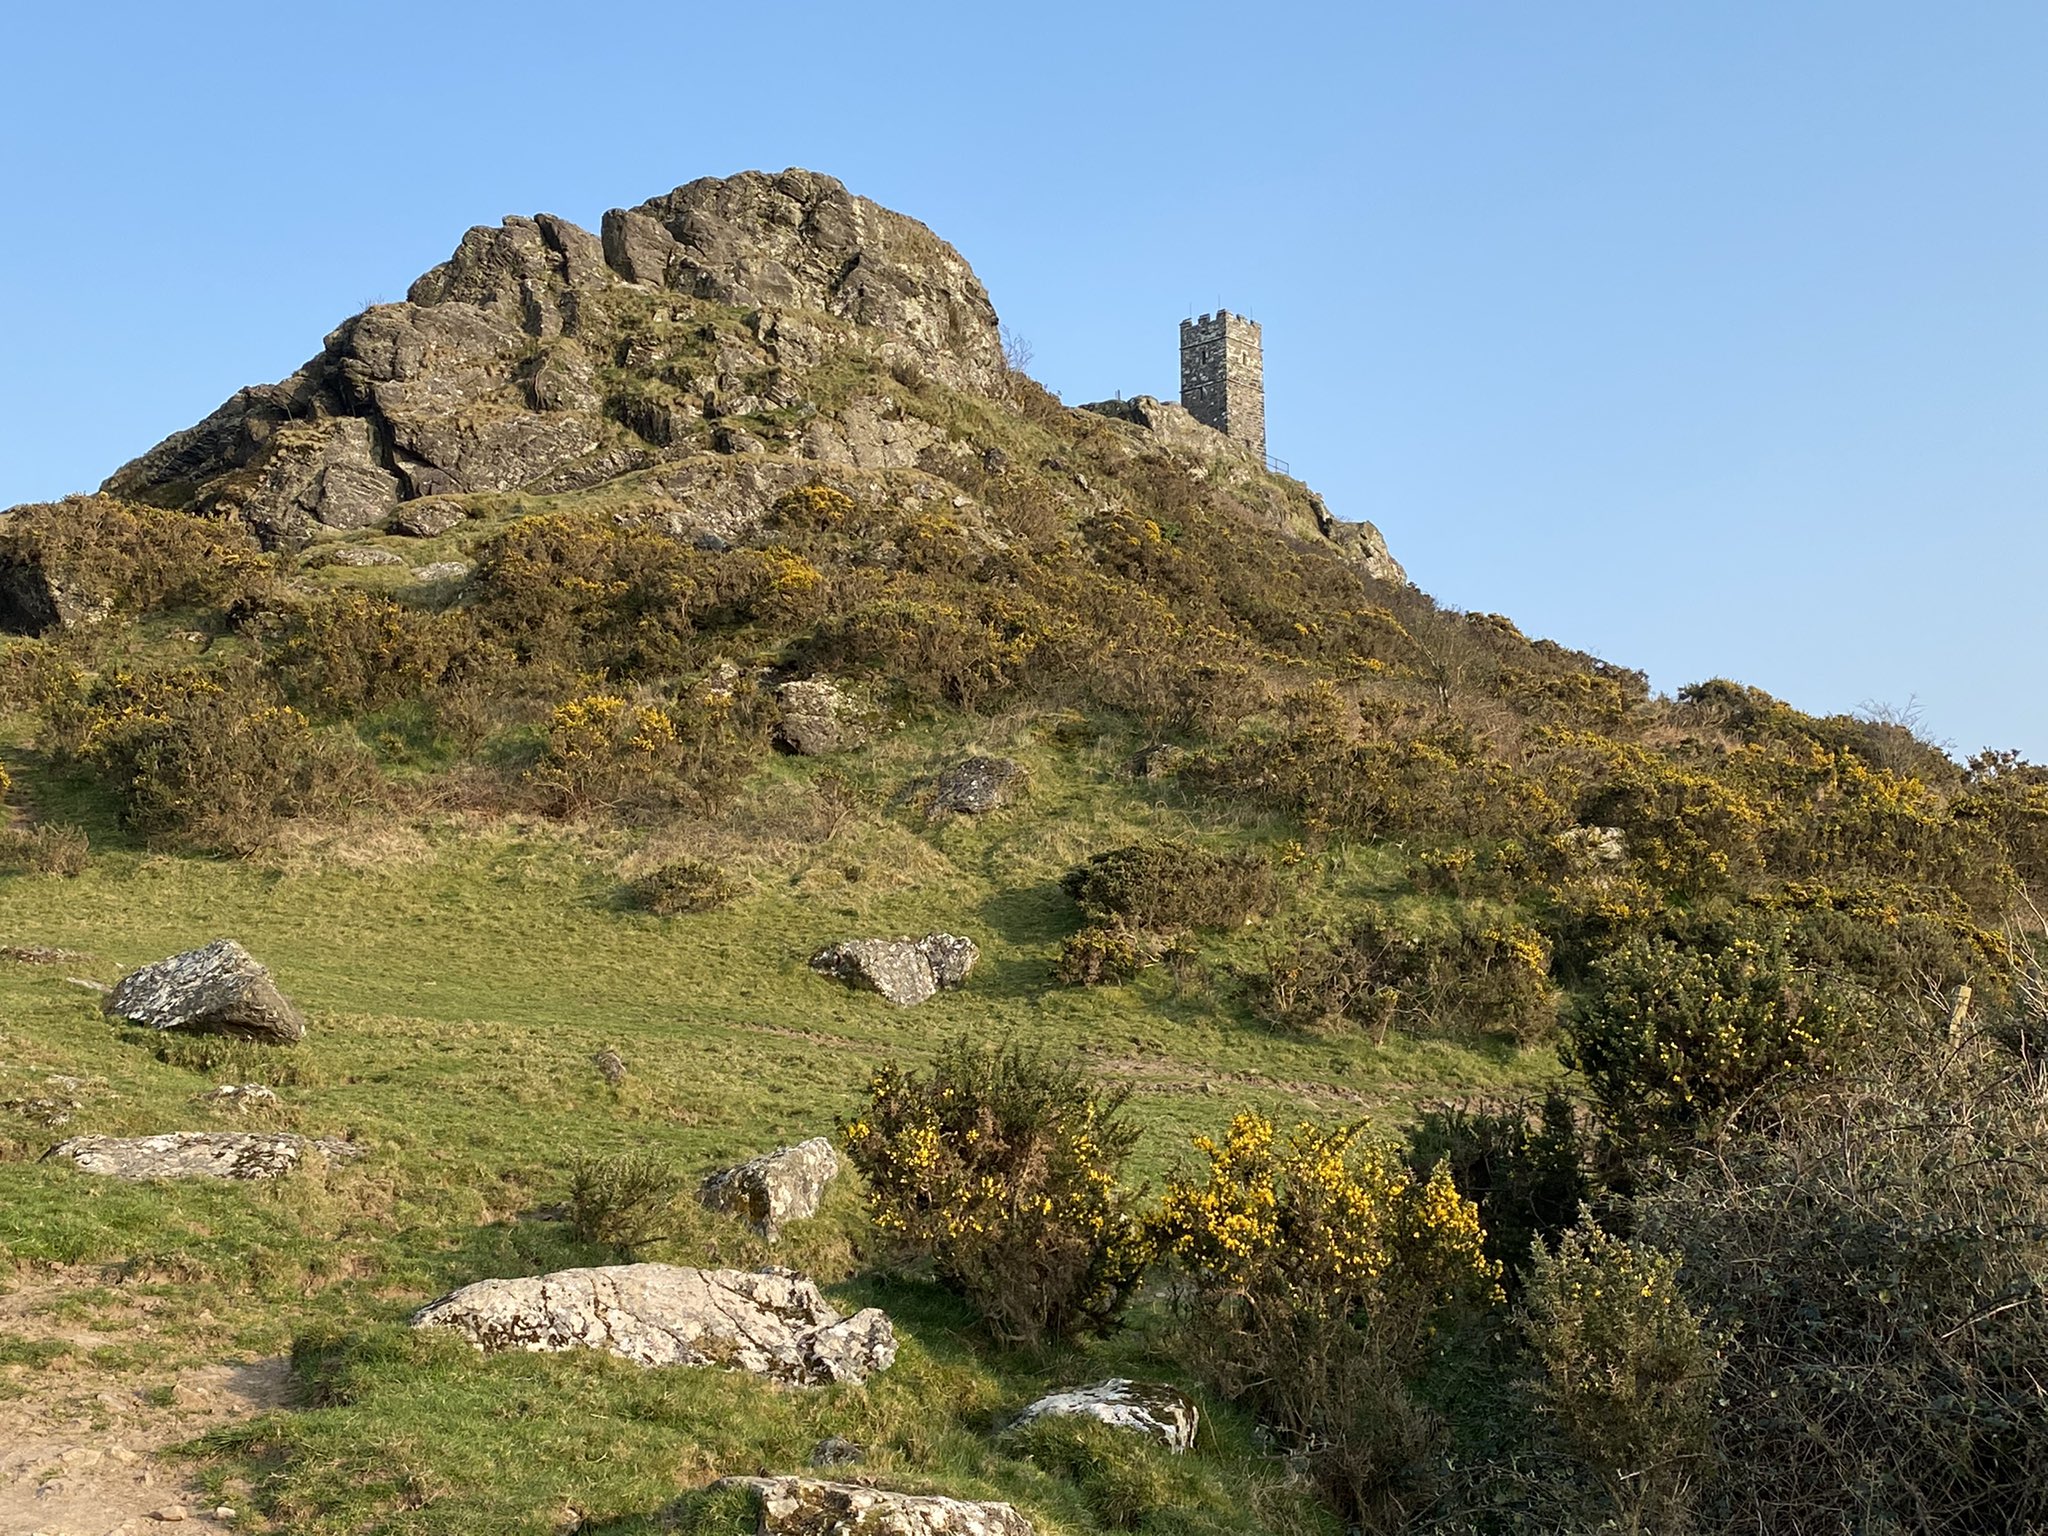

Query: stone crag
left=80, top=167, right=1403, bottom=584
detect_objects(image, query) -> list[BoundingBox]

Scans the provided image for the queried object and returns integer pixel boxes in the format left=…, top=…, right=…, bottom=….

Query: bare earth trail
left=0, top=1271, right=289, bottom=1536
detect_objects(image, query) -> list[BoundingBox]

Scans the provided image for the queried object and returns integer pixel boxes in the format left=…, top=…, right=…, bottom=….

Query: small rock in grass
left=592, top=1049, right=627, bottom=1086
left=808, top=934, right=978, bottom=1007
left=42, top=1132, right=328, bottom=1181
left=714, top=1478, right=1033, bottom=1536
left=810, top=1436, right=864, bottom=1467
left=931, top=755, right=1025, bottom=814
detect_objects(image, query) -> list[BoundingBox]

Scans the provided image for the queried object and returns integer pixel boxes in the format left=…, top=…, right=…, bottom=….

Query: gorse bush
left=1151, top=1112, right=1499, bottom=1526
left=567, top=1152, right=685, bottom=1258
left=528, top=684, right=761, bottom=816
left=51, top=666, right=371, bottom=851
left=1634, top=1032, right=2048, bottom=1535
left=1252, top=907, right=1557, bottom=1044
left=625, top=856, right=742, bottom=915
left=1055, top=923, right=1148, bottom=986
left=1407, top=1092, right=1590, bottom=1279
left=1062, top=839, right=1276, bottom=932
left=841, top=1039, right=1147, bottom=1345
left=1562, top=922, right=1876, bottom=1151
left=1521, top=1217, right=1721, bottom=1534
left=0, top=496, right=274, bottom=624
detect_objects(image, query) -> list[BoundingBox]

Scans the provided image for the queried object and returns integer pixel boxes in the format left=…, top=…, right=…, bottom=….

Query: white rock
left=410, top=1264, right=894, bottom=1384
left=1012, top=1378, right=1200, bottom=1453
left=716, top=1477, right=1033, bottom=1536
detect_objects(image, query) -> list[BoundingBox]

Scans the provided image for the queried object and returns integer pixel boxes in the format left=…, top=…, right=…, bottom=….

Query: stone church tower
left=1179, top=310, right=1265, bottom=458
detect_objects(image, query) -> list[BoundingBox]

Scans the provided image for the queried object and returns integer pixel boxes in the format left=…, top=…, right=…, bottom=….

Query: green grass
left=0, top=713, right=1553, bottom=1534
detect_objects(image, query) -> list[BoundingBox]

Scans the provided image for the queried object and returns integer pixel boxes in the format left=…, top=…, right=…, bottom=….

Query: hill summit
left=92, top=167, right=1401, bottom=581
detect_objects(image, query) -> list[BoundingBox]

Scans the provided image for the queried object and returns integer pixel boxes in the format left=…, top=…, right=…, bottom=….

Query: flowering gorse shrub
left=1150, top=1112, right=1499, bottom=1524
left=528, top=683, right=759, bottom=816
left=1561, top=925, right=1874, bottom=1150
left=840, top=1039, right=1147, bottom=1344
left=1521, top=1217, right=1720, bottom=1532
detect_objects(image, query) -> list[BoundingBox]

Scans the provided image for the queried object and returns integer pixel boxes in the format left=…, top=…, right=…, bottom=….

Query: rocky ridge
left=78, top=167, right=1399, bottom=581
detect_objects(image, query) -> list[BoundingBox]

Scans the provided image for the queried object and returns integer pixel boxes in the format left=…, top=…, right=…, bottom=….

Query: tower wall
left=1178, top=310, right=1265, bottom=458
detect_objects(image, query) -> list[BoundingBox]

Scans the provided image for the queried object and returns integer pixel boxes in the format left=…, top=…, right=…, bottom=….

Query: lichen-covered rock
left=1011, top=1379, right=1201, bottom=1453
left=917, top=933, right=980, bottom=991
left=701, top=1137, right=839, bottom=1239
left=809, top=934, right=978, bottom=1007
left=308, top=543, right=407, bottom=568
left=103, top=940, right=306, bottom=1044
left=413, top=560, right=473, bottom=583
left=932, top=756, right=1025, bottom=814
left=409, top=1264, right=895, bottom=1384
left=388, top=500, right=465, bottom=538
left=714, top=1477, right=1033, bottom=1536
left=43, top=1131, right=313, bottom=1181
left=774, top=678, right=861, bottom=756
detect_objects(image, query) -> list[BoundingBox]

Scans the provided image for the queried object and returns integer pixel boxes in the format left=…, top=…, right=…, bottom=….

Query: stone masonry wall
left=1178, top=311, right=1265, bottom=458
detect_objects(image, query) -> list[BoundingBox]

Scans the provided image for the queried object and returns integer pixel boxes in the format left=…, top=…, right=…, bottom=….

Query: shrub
left=841, top=1038, right=1147, bottom=1344
left=1634, top=1033, right=2048, bottom=1534
left=567, top=1152, right=684, bottom=1258
left=626, top=857, right=741, bottom=915
left=1407, top=1093, right=1590, bottom=1279
left=50, top=666, right=373, bottom=852
left=1251, top=907, right=1557, bottom=1043
left=0, top=822, right=90, bottom=877
left=529, top=684, right=761, bottom=816
left=1150, top=1112, right=1500, bottom=1525
left=1520, top=1217, right=1721, bottom=1533
left=1054, top=923, right=1148, bottom=986
left=0, top=496, right=273, bottom=626
left=268, top=591, right=481, bottom=716
left=1561, top=924, right=1875, bottom=1151
left=1062, top=839, right=1276, bottom=931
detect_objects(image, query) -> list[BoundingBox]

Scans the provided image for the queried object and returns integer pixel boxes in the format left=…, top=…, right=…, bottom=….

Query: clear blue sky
left=4, top=3, right=2043, bottom=757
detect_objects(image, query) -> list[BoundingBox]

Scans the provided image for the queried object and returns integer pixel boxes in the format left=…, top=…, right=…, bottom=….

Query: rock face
left=103, top=940, right=306, bottom=1044
left=43, top=1132, right=324, bottom=1181
left=410, top=1264, right=895, bottom=1384
left=1011, top=1379, right=1201, bottom=1453
left=715, top=1478, right=1033, bottom=1536
left=99, top=170, right=1001, bottom=548
left=931, top=755, right=1025, bottom=814
left=809, top=934, right=979, bottom=1007
left=701, top=1137, right=840, bottom=1239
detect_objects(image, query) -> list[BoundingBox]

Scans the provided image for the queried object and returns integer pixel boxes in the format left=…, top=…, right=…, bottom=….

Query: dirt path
left=0, top=1272, right=291, bottom=1536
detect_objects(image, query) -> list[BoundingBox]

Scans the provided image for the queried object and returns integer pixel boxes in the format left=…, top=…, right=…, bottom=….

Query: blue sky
left=4, top=2, right=2043, bottom=756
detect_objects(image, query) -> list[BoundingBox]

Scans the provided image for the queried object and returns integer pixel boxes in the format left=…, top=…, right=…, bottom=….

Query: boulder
left=388, top=501, right=465, bottom=538
left=414, top=560, right=472, bottom=583
left=410, top=1264, right=895, bottom=1384
left=932, top=756, right=1025, bottom=814
left=809, top=934, right=978, bottom=1007
left=701, top=1137, right=840, bottom=1239
left=1011, top=1378, right=1201, bottom=1453
left=714, top=1478, right=1033, bottom=1536
left=42, top=1131, right=344, bottom=1181
left=103, top=940, right=306, bottom=1044
left=774, top=678, right=861, bottom=756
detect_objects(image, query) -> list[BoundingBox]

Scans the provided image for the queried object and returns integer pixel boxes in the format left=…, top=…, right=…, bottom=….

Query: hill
left=1, top=169, right=2045, bottom=1536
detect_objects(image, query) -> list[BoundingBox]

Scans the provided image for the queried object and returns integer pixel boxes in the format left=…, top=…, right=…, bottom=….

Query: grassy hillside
left=3, top=263, right=2046, bottom=1534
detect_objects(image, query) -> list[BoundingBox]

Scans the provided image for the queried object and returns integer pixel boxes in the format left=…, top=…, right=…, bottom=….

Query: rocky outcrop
left=103, top=940, right=306, bottom=1044
left=1011, top=1379, right=1201, bottom=1453
left=606, top=170, right=1004, bottom=395
left=410, top=1264, right=895, bottom=1384
left=700, top=1138, right=839, bottom=1239
left=99, top=171, right=1002, bottom=548
left=42, top=1132, right=354, bottom=1181
left=714, top=1478, right=1033, bottom=1536
left=809, top=934, right=979, bottom=1007
left=932, top=755, right=1025, bottom=814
